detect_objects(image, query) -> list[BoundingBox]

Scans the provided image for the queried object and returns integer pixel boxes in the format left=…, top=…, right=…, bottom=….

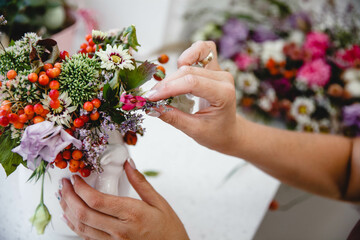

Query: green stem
left=40, top=169, right=45, bottom=205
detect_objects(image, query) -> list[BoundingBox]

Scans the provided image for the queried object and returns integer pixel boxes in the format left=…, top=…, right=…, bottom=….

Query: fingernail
left=127, top=158, right=136, bottom=169
left=55, top=191, right=61, bottom=201
left=146, top=109, right=161, bottom=118
left=70, top=175, right=75, bottom=185
left=59, top=179, right=63, bottom=190
left=60, top=214, right=68, bottom=224
left=143, top=89, right=158, bottom=99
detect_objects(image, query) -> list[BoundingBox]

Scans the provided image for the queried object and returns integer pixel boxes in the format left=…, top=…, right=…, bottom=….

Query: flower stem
left=40, top=169, right=45, bottom=205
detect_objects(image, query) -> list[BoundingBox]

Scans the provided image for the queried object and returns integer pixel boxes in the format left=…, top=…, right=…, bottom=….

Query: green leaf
left=120, top=61, right=157, bottom=91
left=123, top=25, right=141, bottom=51
left=109, top=110, right=125, bottom=125
left=0, top=131, right=25, bottom=176
left=143, top=171, right=160, bottom=177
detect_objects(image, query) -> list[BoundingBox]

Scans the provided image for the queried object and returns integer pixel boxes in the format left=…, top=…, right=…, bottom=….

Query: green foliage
left=123, top=25, right=141, bottom=51
left=59, top=54, right=101, bottom=106
left=0, top=131, right=25, bottom=177
left=143, top=171, right=160, bottom=177
left=120, top=61, right=157, bottom=91
left=100, top=83, right=125, bottom=124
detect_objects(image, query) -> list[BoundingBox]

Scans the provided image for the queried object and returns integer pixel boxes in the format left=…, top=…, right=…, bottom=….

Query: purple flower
left=223, top=18, right=249, bottom=41
left=252, top=26, right=279, bottom=43
left=286, top=12, right=312, bottom=31
left=270, top=78, right=292, bottom=97
left=343, top=104, right=360, bottom=128
left=12, top=121, right=82, bottom=170
left=219, top=35, right=244, bottom=58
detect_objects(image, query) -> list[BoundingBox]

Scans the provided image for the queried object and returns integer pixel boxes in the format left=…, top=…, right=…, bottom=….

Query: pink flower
left=303, top=32, right=330, bottom=59
left=336, top=45, right=360, bottom=68
left=235, top=53, right=257, bottom=70
left=297, top=59, right=331, bottom=87
left=120, top=93, right=146, bottom=111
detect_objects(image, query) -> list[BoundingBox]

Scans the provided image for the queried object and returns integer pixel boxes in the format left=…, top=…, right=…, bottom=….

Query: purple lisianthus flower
left=270, top=78, right=292, bottom=97
left=219, top=35, right=244, bottom=58
left=343, top=104, right=360, bottom=128
left=252, top=26, right=278, bottom=43
left=12, top=121, right=82, bottom=170
left=223, top=18, right=249, bottom=41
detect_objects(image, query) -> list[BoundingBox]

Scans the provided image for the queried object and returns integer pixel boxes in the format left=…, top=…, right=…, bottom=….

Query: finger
left=60, top=178, right=119, bottom=233
left=160, top=66, right=231, bottom=86
left=147, top=75, right=233, bottom=106
left=124, top=160, right=165, bottom=208
left=177, top=41, right=221, bottom=70
left=70, top=175, right=140, bottom=218
left=64, top=211, right=112, bottom=240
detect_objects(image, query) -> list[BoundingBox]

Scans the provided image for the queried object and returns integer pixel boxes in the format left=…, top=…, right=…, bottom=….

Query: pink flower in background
left=297, top=59, right=331, bottom=87
left=336, top=45, right=360, bottom=67
left=235, top=53, right=257, bottom=70
left=120, top=93, right=146, bottom=111
left=303, top=32, right=330, bottom=59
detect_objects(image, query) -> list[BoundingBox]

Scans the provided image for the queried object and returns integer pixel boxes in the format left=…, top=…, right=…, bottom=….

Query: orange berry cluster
left=78, top=34, right=102, bottom=58
left=153, top=54, right=169, bottom=81
left=73, top=99, right=102, bottom=129
left=53, top=139, right=91, bottom=177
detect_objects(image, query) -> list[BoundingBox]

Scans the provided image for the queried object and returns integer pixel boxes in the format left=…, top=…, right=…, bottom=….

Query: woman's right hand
left=146, top=41, right=241, bottom=155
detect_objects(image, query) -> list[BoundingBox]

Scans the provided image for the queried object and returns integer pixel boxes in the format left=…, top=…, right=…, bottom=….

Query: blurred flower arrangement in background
left=189, top=0, right=360, bottom=136
left=0, top=0, right=76, bottom=43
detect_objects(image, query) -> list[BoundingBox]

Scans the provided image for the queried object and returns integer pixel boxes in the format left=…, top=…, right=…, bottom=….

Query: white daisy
left=290, top=97, right=315, bottom=124
left=343, top=68, right=360, bottom=83
left=258, top=97, right=273, bottom=112
left=96, top=44, right=135, bottom=71
left=92, top=30, right=108, bottom=44
left=261, top=39, right=286, bottom=64
left=41, top=92, right=77, bottom=128
left=220, top=59, right=238, bottom=77
left=345, top=81, right=360, bottom=98
left=236, top=73, right=259, bottom=95
left=296, top=119, right=319, bottom=133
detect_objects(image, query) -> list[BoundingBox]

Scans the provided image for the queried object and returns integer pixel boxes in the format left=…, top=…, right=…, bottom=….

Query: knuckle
left=75, top=207, right=88, bottom=223
left=179, top=65, right=193, bottom=74
left=76, top=222, right=86, bottom=233
left=113, top=230, right=131, bottom=240
left=184, top=74, right=198, bottom=87
left=205, top=41, right=216, bottom=50
left=87, top=196, right=104, bottom=209
left=222, top=71, right=235, bottom=84
left=161, top=111, right=178, bottom=126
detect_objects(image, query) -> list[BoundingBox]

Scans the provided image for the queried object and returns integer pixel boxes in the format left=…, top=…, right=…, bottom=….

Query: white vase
left=18, top=130, right=131, bottom=239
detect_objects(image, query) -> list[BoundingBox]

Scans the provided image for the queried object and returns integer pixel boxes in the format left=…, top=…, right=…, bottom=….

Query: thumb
left=124, top=159, right=164, bottom=207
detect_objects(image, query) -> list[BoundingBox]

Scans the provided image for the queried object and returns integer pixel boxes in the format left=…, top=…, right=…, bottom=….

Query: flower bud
left=29, top=203, right=52, bottom=235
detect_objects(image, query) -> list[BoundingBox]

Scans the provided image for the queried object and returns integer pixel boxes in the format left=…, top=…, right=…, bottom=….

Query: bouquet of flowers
left=191, top=0, right=360, bottom=136
left=0, top=20, right=180, bottom=234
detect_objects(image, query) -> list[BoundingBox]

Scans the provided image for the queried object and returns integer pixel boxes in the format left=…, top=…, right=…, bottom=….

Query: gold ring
left=199, top=50, right=214, bottom=67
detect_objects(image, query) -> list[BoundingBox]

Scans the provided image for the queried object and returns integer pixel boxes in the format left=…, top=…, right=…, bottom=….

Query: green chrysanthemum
left=59, top=54, right=101, bottom=106
left=0, top=33, right=42, bottom=76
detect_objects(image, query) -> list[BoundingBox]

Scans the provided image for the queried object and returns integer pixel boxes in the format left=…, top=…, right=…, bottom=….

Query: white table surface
left=0, top=111, right=279, bottom=240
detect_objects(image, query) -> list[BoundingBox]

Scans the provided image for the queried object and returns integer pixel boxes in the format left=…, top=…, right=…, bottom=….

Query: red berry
left=158, top=54, right=169, bottom=64
left=90, top=111, right=100, bottom=121
left=86, top=46, right=94, bottom=53
left=13, top=122, right=24, bottom=129
left=80, top=115, right=90, bottom=123
left=65, top=144, right=72, bottom=150
left=85, top=34, right=92, bottom=42
left=55, top=160, right=67, bottom=169
left=80, top=43, right=88, bottom=50
left=34, top=103, right=44, bottom=115
left=72, top=150, right=83, bottom=160
left=7, top=113, right=19, bottom=124
left=38, top=74, right=50, bottom=86
left=153, top=73, right=163, bottom=81
left=83, top=101, right=94, bottom=112
left=33, top=116, right=45, bottom=124
left=88, top=39, right=95, bottom=47
left=49, top=80, right=60, bottom=90
left=50, top=99, right=61, bottom=109
left=43, top=63, right=53, bottom=71
left=156, top=65, right=166, bottom=74
left=55, top=153, right=63, bottom=163
left=80, top=167, right=91, bottom=177
left=26, top=113, right=35, bottom=120
left=54, top=63, right=62, bottom=69
left=0, top=116, right=9, bottom=127
left=123, top=131, right=138, bottom=145
left=69, top=165, right=79, bottom=173
left=91, top=99, right=101, bottom=108
left=19, top=114, right=28, bottom=123
left=46, top=68, right=58, bottom=79
left=39, top=71, right=46, bottom=76
left=24, top=105, right=34, bottom=115
left=49, top=90, right=60, bottom=100
left=73, top=118, right=85, bottom=128
left=0, top=110, right=8, bottom=116
left=28, top=73, right=38, bottom=83
left=60, top=51, right=70, bottom=60
left=6, top=70, right=17, bottom=80
left=41, top=109, right=50, bottom=117
left=65, top=129, right=74, bottom=136
left=62, top=150, right=71, bottom=160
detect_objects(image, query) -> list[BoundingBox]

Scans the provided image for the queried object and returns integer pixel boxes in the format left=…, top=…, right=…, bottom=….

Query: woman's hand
left=146, top=41, right=240, bottom=155
left=59, top=160, right=189, bottom=240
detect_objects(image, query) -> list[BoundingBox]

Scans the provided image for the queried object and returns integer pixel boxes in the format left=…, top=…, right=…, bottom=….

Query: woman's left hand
left=59, top=160, right=189, bottom=240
